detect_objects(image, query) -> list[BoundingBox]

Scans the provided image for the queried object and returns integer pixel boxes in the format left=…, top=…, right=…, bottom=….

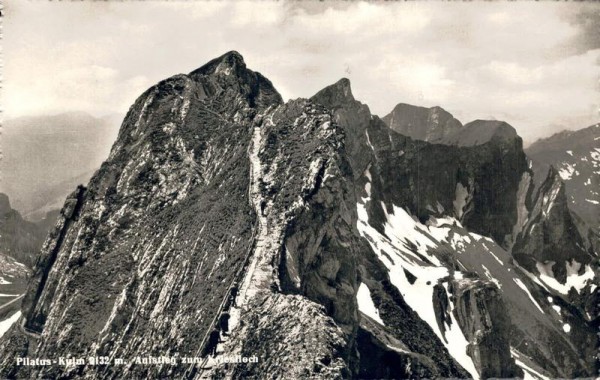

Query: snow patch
left=357, top=283, right=384, bottom=325
left=487, top=249, right=505, bottom=266
left=562, top=323, right=571, bottom=333
left=535, top=261, right=595, bottom=295
left=379, top=204, right=444, bottom=265
left=364, top=165, right=372, bottom=182
left=386, top=344, right=409, bottom=354
left=356, top=200, right=479, bottom=379
left=365, top=130, right=375, bottom=151
left=558, top=163, right=575, bottom=180
left=0, top=311, right=21, bottom=338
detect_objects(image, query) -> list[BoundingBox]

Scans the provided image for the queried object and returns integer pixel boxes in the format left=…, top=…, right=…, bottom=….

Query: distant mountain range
left=0, top=112, right=121, bottom=221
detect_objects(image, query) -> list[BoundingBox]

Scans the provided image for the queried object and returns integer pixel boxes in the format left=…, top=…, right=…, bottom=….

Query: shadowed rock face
left=313, top=80, right=523, bottom=377
left=315, top=81, right=529, bottom=248
left=311, top=78, right=373, bottom=180
left=0, top=53, right=597, bottom=379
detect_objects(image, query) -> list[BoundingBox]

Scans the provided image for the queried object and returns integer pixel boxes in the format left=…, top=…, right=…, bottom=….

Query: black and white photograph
left=0, top=1, right=598, bottom=379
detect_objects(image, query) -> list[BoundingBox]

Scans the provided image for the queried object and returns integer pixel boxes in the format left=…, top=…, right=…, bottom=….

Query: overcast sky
left=2, top=1, right=599, bottom=144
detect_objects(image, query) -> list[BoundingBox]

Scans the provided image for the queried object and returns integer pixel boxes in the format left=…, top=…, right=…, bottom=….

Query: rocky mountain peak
left=311, top=77, right=356, bottom=108
left=527, top=122, right=600, bottom=154
left=445, top=119, right=519, bottom=147
left=512, top=163, right=592, bottom=283
left=186, top=50, right=282, bottom=109
left=190, top=50, right=247, bottom=76
left=382, top=103, right=463, bottom=143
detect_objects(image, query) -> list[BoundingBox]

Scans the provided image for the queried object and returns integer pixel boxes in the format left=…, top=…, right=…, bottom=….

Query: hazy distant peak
left=527, top=122, right=600, bottom=154
left=382, top=102, right=463, bottom=143
left=447, top=119, right=518, bottom=147
left=462, top=119, right=517, bottom=136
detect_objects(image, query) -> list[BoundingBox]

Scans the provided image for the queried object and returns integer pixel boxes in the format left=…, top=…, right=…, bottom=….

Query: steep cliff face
left=313, top=82, right=515, bottom=378
left=0, top=52, right=597, bottom=380
left=311, top=78, right=373, bottom=181
left=318, top=82, right=529, bottom=249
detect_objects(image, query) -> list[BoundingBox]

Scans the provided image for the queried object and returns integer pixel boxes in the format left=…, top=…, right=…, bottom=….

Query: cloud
left=2, top=0, right=599, bottom=144
left=559, top=4, right=600, bottom=55
left=231, top=2, right=284, bottom=27
left=292, top=2, right=431, bottom=36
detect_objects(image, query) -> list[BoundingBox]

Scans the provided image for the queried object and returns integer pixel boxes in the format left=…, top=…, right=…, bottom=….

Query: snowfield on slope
left=0, top=311, right=21, bottom=339
left=355, top=166, right=587, bottom=379
left=356, top=174, right=479, bottom=379
left=535, top=261, right=595, bottom=295
left=356, top=283, right=385, bottom=325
